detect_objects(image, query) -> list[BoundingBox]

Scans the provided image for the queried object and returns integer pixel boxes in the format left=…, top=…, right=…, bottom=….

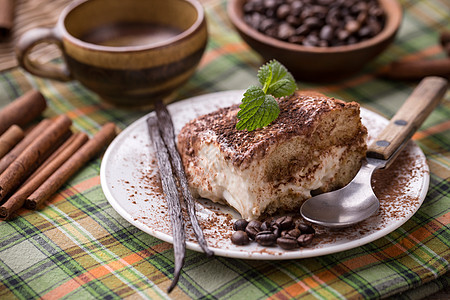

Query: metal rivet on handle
left=376, top=140, right=390, bottom=147
left=394, top=119, right=407, bottom=126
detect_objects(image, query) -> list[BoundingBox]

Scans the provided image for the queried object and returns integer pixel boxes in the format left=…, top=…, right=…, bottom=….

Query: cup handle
left=15, top=27, right=72, bottom=81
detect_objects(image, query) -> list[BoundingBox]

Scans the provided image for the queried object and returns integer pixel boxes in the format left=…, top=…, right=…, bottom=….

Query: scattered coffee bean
left=286, top=228, right=301, bottom=238
left=245, top=220, right=262, bottom=239
left=256, top=231, right=278, bottom=246
left=274, top=216, right=293, bottom=230
left=277, top=236, right=299, bottom=250
left=260, top=220, right=271, bottom=231
left=231, top=230, right=250, bottom=245
left=242, top=0, right=386, bottom=47
left=233, top=219, right=249, bottom=231
left=297, top=233, right=314, bottom=246
left=272, top=224, right=281, bottom=237
left=296, top=221, right=315, bottom=234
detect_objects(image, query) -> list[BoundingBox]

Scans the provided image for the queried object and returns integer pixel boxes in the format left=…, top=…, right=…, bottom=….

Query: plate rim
left=100, top=90, right=429, bottom=260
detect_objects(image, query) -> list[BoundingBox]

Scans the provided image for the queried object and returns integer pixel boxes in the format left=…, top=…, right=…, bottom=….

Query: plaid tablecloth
left=0, top=0, right=449, bottom=299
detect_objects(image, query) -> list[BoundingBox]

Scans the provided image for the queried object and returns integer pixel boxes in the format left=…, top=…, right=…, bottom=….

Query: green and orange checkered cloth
left=0, top=0, right=449, bottom=299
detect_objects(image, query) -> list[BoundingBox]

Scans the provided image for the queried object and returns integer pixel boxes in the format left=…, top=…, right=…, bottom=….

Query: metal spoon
left=300, top=76, right=448, bottom=228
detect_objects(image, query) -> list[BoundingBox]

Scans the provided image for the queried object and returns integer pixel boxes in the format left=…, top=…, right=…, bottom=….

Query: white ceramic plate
left=100, top=90, right=429, bottom=260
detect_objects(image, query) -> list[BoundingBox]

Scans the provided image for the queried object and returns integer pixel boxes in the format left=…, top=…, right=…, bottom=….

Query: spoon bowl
left=301, top=158, right=383, bottom=228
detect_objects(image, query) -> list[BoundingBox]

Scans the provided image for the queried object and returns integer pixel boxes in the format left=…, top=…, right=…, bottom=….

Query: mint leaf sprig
left=236, top=60, right=296, bottom=131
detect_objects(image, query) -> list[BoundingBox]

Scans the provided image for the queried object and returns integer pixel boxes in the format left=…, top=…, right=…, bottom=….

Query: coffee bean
left=287, top=228, right=301, bottom=238
left=286, top=15, right=301, bottom=26
left=345, top=20, right=360, bottom=33
left=296, top=222, right=315, bottom=234
left=353, top=2, right=368, bottom=14
left=272, top=224, right=281, bottom=237
left=266, top=8, right=276, bottom=18
left=369, top=6, right=384, bottom=17
left=358, top=26, right=372, bottom=38
left=368, top=17, right=382, bottom=35
left=337, top=29, right=350, bottom=41
left=274, top=216, right=294, bottom=230
left=347, top=36, right=358, bottom=45
left=245, top=220, right=262, bottom=239
left=277, top=4, right=291, bottom=19
left=256, top=231, right=278, bottom=246
left=291, top=1, right=303, bottom=10
left=297, top=233, right=314, bottom=247
left=277, top=236, right=299, bottom=250
left=326, top=8, right=340, bottom=27
left=304, top=17, right=323, bottom=29
left=231, top=230, right=250, bottom=245
left=265, top=27, right=278, bottom=38
left=319, top=25, right=333, bottom=41
left=303, top=34, right=320, bottom=47
left=311, top=5, right=328, bottom=18
left=288, top=35, right=304, bottom=44
left=260, top=18, right=277, bottom=32
left=264, top=0, right=278, bottom=9
left=318, top=40, right=329, bottom=47
left=357, top=11, right=368, bottom=24
left=295, top=24, right=310, bottom=36
left=243, top=2, right=256, bottom=13
left=233, top=219, right=249, bottom=231
left=248, top=0, right=265, bottom=13
left=260, top=221, right=271, bottom=231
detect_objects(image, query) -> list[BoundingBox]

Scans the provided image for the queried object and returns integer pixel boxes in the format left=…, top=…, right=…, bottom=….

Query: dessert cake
left=177, top=91, right=368, bottom=220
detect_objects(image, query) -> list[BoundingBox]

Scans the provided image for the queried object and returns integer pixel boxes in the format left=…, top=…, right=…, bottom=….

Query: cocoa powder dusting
left=117, top=107, right=428, bottom=257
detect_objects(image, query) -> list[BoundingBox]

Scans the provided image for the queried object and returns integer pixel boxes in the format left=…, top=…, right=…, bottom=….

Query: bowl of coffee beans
left=228, top=0, right=402, bottom=81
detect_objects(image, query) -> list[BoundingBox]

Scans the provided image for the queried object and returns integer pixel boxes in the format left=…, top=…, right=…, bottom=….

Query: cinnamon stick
left=0, top=125, right=24, bottom=159
left=147, top=115, right=185, bottom=293
left=25, top=123, right=117, bottom=210
left=379, top=58, right=450, bottom=80
left=0, top=90, right=47, bottom=136
left=440, top=31, right=450, bottom=47
left=0, top=119, right=51, bottom=175
left=0, top=132, right=88, bottom=219
left=440, top=31, right=450, bottom=56
left=0, top=0, right=14, bottom=39
left=155, top=101, right=213, bottom=257
left=24, top=132, right=76, bottom=183
left=0, top=115, right=72, bottom=201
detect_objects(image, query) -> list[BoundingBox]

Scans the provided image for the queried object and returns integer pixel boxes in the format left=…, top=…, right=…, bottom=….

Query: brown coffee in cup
left=16, top=0, right=207, bottom=108
left=81, top=24, right=183, bottom=47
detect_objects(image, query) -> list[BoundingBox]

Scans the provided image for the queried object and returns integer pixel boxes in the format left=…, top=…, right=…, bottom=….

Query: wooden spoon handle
left=367, top=76, right=448, bottom=160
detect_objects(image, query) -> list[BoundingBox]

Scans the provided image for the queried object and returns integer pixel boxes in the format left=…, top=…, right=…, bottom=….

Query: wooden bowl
left=227, top=0, right=402, bottom=82
left=16, top=0, right=207, bottom=108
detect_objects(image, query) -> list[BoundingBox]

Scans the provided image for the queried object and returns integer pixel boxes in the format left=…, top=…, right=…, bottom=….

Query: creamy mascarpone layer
left=188, top=142, right=347, bottom=220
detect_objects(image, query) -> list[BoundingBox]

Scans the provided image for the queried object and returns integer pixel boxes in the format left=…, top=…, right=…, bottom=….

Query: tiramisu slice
left=177, top=91, right=368, bottom=220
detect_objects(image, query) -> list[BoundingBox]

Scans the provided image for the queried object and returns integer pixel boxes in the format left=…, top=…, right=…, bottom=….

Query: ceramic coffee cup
left=16, top=0, right=207, bottom=108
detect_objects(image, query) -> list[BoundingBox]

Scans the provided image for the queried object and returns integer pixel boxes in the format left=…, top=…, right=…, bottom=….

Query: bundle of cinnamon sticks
left=0, top=89, right=117, bottom=219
